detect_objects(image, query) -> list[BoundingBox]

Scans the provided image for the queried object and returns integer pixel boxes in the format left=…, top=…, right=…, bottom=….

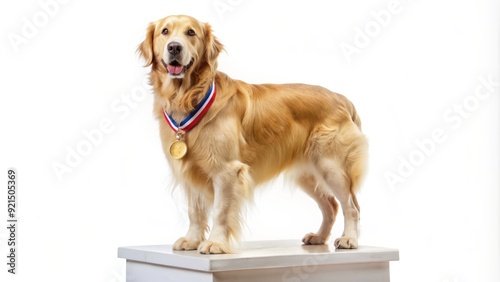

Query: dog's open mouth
left=162, top=58, right=194, bottom=76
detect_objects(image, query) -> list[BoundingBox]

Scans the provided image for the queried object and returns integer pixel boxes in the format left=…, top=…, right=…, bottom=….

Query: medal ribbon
left=163, top=80, right=216, bottom=133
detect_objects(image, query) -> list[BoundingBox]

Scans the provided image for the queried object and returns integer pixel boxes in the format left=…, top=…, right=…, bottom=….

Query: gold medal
left=169, top=140, right=187, bottom=159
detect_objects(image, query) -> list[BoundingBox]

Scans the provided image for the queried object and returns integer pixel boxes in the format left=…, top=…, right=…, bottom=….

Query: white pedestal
left=118, top=240, right=399, bottom=282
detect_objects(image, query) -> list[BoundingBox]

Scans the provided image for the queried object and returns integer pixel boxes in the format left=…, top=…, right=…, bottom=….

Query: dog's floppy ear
left=137, top=23, right=155, bottom=67
left=204, top=23, right=224, bottom=67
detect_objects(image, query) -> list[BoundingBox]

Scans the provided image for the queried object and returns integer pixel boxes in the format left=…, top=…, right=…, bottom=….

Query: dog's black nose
left=167, top=42, right=183, bottom=56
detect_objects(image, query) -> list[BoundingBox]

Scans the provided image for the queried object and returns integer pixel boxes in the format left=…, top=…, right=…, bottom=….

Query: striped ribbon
left=163, top=80, right=216, bottom=133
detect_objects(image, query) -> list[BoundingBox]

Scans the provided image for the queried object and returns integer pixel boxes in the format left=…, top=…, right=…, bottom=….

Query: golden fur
left=138, top=15, right=368, bottom=254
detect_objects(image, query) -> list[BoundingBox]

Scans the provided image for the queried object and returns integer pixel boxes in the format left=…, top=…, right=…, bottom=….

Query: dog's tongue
left=168, top=65, right=183, bottom=75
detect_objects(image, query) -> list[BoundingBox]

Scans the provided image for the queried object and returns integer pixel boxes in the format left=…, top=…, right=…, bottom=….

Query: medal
left=169, top=140, right=187, bottom=159
left=162, top=81, right=217, bottom=160
left=169, top=130, right=187, bottom=159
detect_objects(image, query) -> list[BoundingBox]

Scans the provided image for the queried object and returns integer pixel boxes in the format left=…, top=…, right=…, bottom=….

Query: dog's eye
left=187, top=29, right=196, bottom=36
left=161, top=28, right=169, bottom=35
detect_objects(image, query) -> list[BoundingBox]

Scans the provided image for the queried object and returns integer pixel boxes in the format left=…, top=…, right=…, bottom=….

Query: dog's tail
left=349, top=100, right=362, bottom=130
left=343, top=100, right=367, bottom=212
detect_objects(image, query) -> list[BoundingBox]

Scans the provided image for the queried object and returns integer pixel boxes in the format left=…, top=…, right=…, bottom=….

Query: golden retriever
left=138, top=15, right=368, bottom=254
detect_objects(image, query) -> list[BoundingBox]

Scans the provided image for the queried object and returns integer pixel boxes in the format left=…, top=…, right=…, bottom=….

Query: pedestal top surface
left=118, top=240, right=398, bottom=272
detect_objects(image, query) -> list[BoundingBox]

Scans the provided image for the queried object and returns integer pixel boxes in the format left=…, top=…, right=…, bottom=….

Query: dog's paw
left=334, top=237, right=358, bottom=249
left=172, top=237, right=200, bottom=251
left=302, top=232, right=328, bottom=245
left=198, top=240, right=231, bottom=254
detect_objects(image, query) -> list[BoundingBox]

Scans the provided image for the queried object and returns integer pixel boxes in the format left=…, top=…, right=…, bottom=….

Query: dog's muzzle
left=162, top=41, right=194, bottom=77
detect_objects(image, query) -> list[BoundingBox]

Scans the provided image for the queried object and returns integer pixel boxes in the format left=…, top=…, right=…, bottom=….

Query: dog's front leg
left=198, top=161, right=252, bottom=254
left=173, top=188, right=211, bottom=251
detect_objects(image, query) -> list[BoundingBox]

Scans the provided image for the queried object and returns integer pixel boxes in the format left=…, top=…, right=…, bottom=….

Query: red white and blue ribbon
left=163, top=80, right=216, bottom=133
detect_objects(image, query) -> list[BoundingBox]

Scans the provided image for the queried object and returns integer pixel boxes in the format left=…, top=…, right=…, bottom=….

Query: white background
left=1, top=0, right=499, bottom=281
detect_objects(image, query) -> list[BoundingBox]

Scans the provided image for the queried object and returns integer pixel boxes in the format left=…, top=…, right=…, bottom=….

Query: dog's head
left=138, top=15, right=223, bottom=80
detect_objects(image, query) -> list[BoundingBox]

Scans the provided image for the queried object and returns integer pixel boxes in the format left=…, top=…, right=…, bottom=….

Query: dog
left=138, top=15, right=368, bottom=254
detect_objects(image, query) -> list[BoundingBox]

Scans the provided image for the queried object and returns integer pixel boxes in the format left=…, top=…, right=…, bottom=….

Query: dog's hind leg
left=297, top=172, right=339, bottom=245
left=313, top=158, right=361, bottom=249
left=309, top=120, right=367, bottom=249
